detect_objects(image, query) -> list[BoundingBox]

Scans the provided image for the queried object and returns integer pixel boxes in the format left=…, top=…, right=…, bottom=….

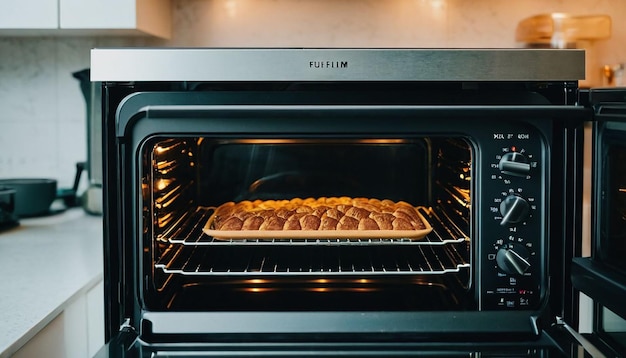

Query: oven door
left=571, top=88, right=626, bottom=357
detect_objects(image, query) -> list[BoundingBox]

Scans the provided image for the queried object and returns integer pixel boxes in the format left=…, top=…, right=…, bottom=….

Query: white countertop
left=0, top=208, right=103, bottom=357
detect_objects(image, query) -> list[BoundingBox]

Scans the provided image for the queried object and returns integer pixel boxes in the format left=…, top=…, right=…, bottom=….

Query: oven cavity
left=143, top=137, right=472, bottom=311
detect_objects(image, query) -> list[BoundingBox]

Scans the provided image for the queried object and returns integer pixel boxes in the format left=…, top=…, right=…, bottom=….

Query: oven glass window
left=602, top=142, right=626, bottom=274
left=601, top=306, right=626, bottom=352
left=142, top=136, right=472, bottom=311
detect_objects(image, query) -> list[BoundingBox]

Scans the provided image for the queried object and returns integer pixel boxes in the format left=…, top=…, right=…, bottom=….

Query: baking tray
left=203, top=205, right=432, bottom=240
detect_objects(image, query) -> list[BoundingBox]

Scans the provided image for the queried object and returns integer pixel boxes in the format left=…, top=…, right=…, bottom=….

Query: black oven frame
left=101, top=80, right=588, bottom=345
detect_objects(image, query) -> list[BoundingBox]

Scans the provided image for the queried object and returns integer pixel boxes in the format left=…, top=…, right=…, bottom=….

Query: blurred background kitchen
left=0, top=0, right=624, bottom=193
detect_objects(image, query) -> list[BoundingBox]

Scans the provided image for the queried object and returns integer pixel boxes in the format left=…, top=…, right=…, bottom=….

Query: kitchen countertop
left=0, top=208, right=103, bottom=357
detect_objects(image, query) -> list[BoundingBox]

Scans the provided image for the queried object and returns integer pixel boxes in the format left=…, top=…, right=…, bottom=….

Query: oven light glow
left=246, top=287, right=271, bottom=293
left=311, top=287, right=329, bottom=292
left=232, top=139, right=408, bottom=145
left=155, top=179, right=172, bottom=191
left=356, top=139, right=407, bottom=144
left=353, top=288, right=376, bottom=293
left=249, top=279, right=268, bottom=284
left=237, top=139, right=300, bottom=144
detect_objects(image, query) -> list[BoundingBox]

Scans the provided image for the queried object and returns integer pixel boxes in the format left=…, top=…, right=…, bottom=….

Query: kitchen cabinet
left=11, top=280, right=104, bottom=358
left=0, top=0, right=170, bottom=38
left=0, top=1, right=58, bottom=29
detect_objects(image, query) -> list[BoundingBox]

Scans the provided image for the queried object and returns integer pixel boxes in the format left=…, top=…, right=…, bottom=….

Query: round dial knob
left=496, top=243, right=531, bottom=275
left=499, top=195, right=530, bottom=226
left=498, top=152, right=531, bottom=177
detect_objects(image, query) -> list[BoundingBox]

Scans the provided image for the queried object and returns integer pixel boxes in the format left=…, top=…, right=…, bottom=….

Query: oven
left=91, top=49, right=626, bottom=357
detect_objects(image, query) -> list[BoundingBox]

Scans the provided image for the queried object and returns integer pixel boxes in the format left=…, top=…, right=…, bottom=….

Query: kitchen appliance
left=0, top=178, right=57, bottom=217
left=74, top=68, right=103, bottom=215
left=515, top=13, right=612, bottom=88
left=515, top=13, right=611, bottom=49
left=603, top=63, right=625, bottom=87
left=0, top=187, right=18, bottom=230
left=91, top=48, right=626, bottom=357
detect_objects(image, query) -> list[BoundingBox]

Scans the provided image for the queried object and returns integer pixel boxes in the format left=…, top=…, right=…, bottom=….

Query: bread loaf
left=211, top=197, right=426, bottom=231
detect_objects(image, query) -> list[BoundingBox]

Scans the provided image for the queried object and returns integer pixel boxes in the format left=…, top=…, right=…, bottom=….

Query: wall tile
left=0, top=121, right=58, bottom=179
left=169, top=0, right=449, bottom=48
left=0, top=38, right=57, bottom=123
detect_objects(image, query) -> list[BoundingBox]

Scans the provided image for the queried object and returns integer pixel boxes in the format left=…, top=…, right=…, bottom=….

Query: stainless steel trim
left=90, top=48, right=585, bottom=82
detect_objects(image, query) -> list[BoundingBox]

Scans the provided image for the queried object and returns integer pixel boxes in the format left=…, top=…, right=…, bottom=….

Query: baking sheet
left=203, top=205, right=433, bottom=240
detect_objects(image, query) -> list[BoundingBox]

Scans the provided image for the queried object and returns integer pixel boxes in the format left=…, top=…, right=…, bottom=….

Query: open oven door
left=570, top=88, right=626, bottom=358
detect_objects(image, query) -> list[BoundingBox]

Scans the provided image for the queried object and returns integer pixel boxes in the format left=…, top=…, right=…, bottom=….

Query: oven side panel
left=102, top=82, right=128, bottom=341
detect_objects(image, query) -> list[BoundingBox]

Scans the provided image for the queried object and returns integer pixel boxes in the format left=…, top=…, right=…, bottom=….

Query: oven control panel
left=480, top=129, right=544, bottom=310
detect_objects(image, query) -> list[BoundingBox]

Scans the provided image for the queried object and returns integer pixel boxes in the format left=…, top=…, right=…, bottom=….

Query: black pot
left=0, top=178, right=57, bottom=217
left=0, top=187, right=18, bottom=226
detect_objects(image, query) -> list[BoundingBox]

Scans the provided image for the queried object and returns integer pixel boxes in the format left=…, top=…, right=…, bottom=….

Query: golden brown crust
left=392, top=217, right=413, bottom=230
left=219, top=216, right=243, bottom=230
left=337, top=215, right=359, bottom=230
left=259, top=216, right=286, bottom=230
left=283, top=214, right=303, bottom=230
left=300, top=214, right=321, bottom=230
left=320, top=216, right=339, bottom=230
left=358, top=217, right=379, bottom=230
left=211, top=197, right=426, bottom=231
left=370, top=212, right=394, bottom=230
left=242, top=216, right=264, bottom=230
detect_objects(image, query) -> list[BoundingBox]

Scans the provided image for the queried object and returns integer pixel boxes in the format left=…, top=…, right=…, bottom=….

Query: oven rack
left=160, top=206, right=469, bottom=246
left=154, top=243, right=470, bottom=276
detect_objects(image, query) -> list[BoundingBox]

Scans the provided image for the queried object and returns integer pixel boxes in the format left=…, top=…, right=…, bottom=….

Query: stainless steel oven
left=91, top=48, right=626, bottom=357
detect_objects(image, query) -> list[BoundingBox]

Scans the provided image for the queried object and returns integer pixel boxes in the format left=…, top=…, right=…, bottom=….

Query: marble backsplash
left=0, top=0, right=625, bottom=188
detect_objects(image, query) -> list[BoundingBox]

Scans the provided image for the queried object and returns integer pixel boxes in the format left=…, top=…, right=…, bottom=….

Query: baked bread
left=210, top=197, right=426, bottom=231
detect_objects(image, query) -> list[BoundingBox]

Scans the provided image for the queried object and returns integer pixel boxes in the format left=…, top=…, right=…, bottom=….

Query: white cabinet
left=12, top=280, right=104, bottom=358
left=0, top=0, right=171, bottom=38
left=60, top=0, right=171, bottom=38
left=0, top=0, right=58, bottom=29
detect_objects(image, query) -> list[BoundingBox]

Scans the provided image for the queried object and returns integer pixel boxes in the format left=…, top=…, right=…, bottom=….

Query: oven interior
left=141, top=135, right=473, bottom=312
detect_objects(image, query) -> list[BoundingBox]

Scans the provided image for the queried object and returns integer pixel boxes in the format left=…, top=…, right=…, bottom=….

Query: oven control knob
left=496, top=244, right=531, bottom=275
left=498, top=152, right=531, bottom=177
left=499, top=195, right=530, bottom=226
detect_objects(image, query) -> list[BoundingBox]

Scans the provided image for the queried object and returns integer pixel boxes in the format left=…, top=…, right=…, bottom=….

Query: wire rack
left=154, top=205, right=470, bottom=276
